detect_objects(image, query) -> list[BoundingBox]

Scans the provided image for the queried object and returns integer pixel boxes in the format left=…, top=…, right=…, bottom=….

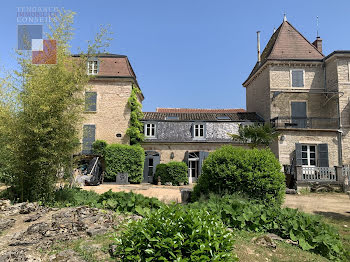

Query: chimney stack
left=312, top=36, right=323, bottom=53
left=257, top=31, right=261, bottom=64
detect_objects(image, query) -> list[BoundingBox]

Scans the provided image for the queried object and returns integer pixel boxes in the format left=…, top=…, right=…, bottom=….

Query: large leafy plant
left=190, top=195, right=345, bottom=261
left=113, top=204, right=237, bottom=261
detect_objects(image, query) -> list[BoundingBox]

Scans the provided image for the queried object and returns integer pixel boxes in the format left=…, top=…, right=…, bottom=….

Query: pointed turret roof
left=244, top=20, right=324, bottom=85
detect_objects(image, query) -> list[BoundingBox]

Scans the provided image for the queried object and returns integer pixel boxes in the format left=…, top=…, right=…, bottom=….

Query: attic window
left=166, top=116, right=179, bottom=120
left=87, top=60, right=98, bottom=75
left=216, top=115, right=230, bottom=120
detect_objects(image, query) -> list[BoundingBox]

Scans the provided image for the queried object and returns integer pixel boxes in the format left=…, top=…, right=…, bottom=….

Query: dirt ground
left=283, top=193, right=350, bottom=218
left=84, top=183, right=350, bottom=217
left=83, top=182, right=193, bottom=203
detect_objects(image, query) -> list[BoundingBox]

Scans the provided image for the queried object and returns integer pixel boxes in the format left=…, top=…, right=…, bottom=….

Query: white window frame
left=193, top=123, right=205, bottom=139
left=290, top=69, right=305, bottom=88
left=87, top=60, right=98, bottom=75
left=301, top=144, right=316, bottom=167
left=144, top=123, right=156, bottom=138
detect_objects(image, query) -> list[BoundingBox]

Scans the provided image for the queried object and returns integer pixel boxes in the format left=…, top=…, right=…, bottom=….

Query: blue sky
left=1, top=1, right=350, bottom=111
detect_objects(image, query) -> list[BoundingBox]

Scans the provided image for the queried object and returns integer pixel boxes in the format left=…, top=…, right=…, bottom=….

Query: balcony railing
left=302, top=166, right=337, bottom=181
left=271, top=117, right=339, bottom=129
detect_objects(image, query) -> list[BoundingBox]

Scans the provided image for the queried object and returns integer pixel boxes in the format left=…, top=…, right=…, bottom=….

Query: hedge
left=92, top=140, right=107, bottom=156
left=104, top=144, right=145, bottom=183
left=155, top=161, right=188, bottom=186
left=193, top=146, right=285, bottom=205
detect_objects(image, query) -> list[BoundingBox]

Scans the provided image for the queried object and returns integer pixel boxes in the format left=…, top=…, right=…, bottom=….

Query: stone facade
left=141, top=142, right=246, bottom=164
left=81, top=79, right=133, bottom=145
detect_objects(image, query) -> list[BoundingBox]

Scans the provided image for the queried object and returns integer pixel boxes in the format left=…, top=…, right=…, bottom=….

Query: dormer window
left=291, top=69, right=304, bottom=87
left=88, top=60, right=98, bottom=75
left=193, top=123, right=205, bottom=139
left=145, top=123, right=156, bottom=138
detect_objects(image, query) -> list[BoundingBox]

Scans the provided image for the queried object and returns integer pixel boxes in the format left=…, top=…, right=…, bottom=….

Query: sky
left=1, top=0, right=350, bottom=112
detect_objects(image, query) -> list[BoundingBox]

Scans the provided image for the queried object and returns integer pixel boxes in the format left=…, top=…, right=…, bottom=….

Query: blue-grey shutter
left=292, top=70, right=304, bottom=87
left=199, top=151, right=210, bottom=176
left=295, top=143, right=302, bottom=166
left=153, top=155, right=160, bottom=175
left=184, top=151, right=189, bottom=165
left=85, top=92, right=97, bottom=111
left=291, top=102, right=307, bottom=128
left=317, top=144, right=329, bottom=167
left=82, top=125, right=95, bottom=154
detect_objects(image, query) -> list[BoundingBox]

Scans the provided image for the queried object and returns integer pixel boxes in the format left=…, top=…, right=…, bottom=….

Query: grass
left=323, top=215, right=350, bottom=261
left=45, top=232, right=117, bottom=262
left=234, top=230, right=329, bottom=262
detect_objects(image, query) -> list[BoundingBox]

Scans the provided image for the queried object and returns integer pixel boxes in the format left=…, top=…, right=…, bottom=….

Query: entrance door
left=188, top=160, right=198, bottom=183
left=291, top=102, right=307, bottom=128
left=143, top=151, right=160, bottom=183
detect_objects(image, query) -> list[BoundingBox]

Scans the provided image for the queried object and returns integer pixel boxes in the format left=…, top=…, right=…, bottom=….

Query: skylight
left=216, top=115, right=231, bottom=120
left=166, top=116, right=179, bottom=120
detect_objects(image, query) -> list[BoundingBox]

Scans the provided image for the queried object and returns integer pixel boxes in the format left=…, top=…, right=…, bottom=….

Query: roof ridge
left=285, top=21, right=324, bottom=57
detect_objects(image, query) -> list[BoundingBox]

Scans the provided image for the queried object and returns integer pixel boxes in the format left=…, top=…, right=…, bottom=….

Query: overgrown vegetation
left=126, top=86, right=144, bottom=145
left=0, top=9, right=112, bottom=202
left=229, top=123, right=279, bottom=148
left=52, top=187, right=163, bottom=213
left=92, top=139, right=107, bottom=156
left=104, top=143, right=145, bottom=183
left=113, top=204, right=237, bottom=261
left=155, top=161, right=188, bottom=185
left=189, top=194, right=346, bottom=261
left=193, top=146, right=285, bottom=205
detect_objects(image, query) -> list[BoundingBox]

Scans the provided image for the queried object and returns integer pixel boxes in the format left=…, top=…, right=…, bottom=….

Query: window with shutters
left=144, top=123, right=156, bottom=138
left=87, top=60, right=98, bottom=75
left=291, top=69, right=304, bottom=87
left=85, top=92, right=97, bottom=112
left=193, top=124, right=205, bottom=139
left=301, top=145, right=316, bottom=166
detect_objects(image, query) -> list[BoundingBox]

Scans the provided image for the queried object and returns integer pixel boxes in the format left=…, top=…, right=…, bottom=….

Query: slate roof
left=143, top=112, right=263, bottom=122
left=244, top=20, right=324, bottom=85
left=156, top=108, right=246, bottom=113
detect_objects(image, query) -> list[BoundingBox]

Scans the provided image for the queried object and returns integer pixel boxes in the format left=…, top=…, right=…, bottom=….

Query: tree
left=0, top=9, right=112, bottom=202
left=229, top=124, right=279, bottom=148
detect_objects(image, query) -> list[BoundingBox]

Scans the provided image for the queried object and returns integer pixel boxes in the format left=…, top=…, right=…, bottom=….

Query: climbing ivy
left=126, top=86, right=144, bottom=145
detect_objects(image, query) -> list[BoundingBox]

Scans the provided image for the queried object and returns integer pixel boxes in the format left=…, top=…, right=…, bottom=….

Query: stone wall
left=141, top=142, right=246, bottom=163
left=270, top=92, right=338, bottom=120
left=336, top=57, right=350, bottom=164
left=81, top=79, right=133, bottom=146
left=246, top=67, right=270, bottom=121
left=144, top=121, right=241, bottom=143
left=270, top=64, right=324, bottom=90
left=277, top=130, right=339, bottom=166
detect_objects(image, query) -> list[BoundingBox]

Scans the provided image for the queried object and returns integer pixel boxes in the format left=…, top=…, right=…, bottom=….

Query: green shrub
left=193, top=146, right=285, bottom=205
left=154, top=163, right=167, bottom=184
left=51, top=188, right=162, bottom=214
left=92, top=140, right=107, bottom=156
left=98, top=190, right=163, bottom=213
left=104, top=144, right=145, bottom=183
left=52, top=187, right=101, bottom=207
left=166, top=161, right=188, bottom=185
left=113, top=204, right=237, bottom=261
left=154, top=162, right=188, bottom=185
left=189, top=195, right=345, bottom=261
